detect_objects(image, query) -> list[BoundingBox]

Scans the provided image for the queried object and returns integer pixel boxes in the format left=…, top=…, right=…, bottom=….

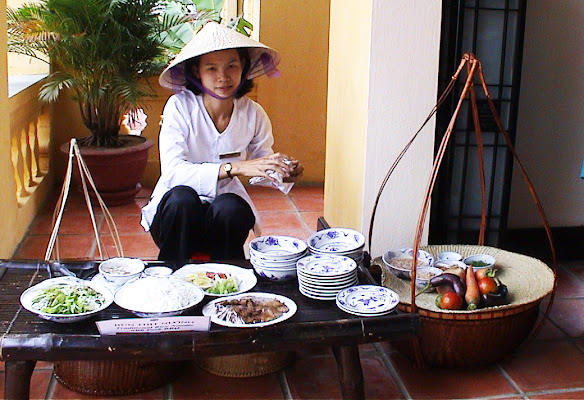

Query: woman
left=140, top=21, right=303, bottom=263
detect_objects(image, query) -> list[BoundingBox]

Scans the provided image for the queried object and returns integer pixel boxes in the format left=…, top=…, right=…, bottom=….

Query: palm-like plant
left=7, top=0, right=221, bottom=147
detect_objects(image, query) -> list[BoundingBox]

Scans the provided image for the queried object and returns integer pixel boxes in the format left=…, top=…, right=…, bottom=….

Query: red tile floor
left=3, top=183, right=584, bottom=399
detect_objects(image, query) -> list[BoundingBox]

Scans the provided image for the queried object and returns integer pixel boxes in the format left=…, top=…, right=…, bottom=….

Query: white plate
left=307, top=228, right=365, bottom=253
left=202, top=292, right=297, bottom=328
left=298, top=273, right=358, bottom=287
left=173, top=263, right=257, bottom=296
left=297, top=255, right=357, bottom=277
left=298, top=286, right=338, bottom=301
left=335, top=285, right=399, bottom=315
left=299, top=282, right=356, bottom=296
left=297, top=268, right=356, bottom=282
left=20, top=276, right=113, bottom=323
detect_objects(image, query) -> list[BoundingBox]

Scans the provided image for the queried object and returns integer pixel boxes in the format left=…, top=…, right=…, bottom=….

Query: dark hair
left=184, top=48, right=254, bottom=98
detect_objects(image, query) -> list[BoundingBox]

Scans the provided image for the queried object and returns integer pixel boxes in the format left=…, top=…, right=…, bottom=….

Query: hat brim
left=159, top=21, right=281, bottom=91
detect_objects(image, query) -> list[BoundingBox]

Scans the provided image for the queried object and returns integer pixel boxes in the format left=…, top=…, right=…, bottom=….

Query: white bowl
left=437, top=251, right=463, bottom=261
left=249, top=256, right=297, bottom=269
left=98, top=257, right=145, bottom=286
left=414, top=266, right=443, bottom=289
left=114, top=276, right=205, bottom=318
left=252, top=264, right=297, bottom=281
left=463, top=254, right=496, bottom=271
left=143, top=266, right=173, bottom=277
left=307, top=228, right=365, bottom=253
left=433, top=259, right=467, bottom=271
left=20, top=276, right=113, bottom=323
left=249, top=236, right=307, bottom=261
left=381, top=248, right=435, bottom=279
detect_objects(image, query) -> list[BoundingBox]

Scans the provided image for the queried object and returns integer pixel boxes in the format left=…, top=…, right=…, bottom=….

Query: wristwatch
left=223, top=163, right=233, bottom=178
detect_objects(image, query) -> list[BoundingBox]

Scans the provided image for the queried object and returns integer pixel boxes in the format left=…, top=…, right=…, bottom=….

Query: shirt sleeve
left=158, top=95, right=220, bottom=199
left=246, top=101, right=275, bottom=160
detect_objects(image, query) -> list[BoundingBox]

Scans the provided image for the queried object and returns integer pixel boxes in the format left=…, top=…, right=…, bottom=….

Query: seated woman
left=140, top=21, right=303, bottom=263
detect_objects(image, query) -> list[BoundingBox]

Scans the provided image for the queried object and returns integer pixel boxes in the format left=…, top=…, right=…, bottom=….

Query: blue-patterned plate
left=335, top=285, right=399, bottom=316
left=296, top=255, right=357, bottom=277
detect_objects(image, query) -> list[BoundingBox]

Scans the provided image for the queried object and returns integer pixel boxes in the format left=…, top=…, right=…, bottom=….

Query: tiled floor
left=3, top=183, right=584, bottom=399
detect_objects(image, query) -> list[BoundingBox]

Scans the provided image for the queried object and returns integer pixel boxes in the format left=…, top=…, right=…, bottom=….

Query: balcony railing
left=9, top=78, right=50, bottom=206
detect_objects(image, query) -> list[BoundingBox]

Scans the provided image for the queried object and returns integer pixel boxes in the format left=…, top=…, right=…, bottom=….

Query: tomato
left=478, top=276, right=498, bottom=295
left=475, top=268, right=496, bottom=281
left=436, top=292, right=463, bottom=310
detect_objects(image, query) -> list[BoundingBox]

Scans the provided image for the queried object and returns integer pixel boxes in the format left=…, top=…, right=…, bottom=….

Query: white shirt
left=140, top=91, right=274, bottom=231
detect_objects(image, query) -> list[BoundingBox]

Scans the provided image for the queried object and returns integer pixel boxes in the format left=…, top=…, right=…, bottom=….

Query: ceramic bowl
left=381, top=248, right=435, bottom=280
left=20, top=276, right=113, bottom=323
left=307, top=228, right=365, bottom=253
left=249, top=236, right=307, bottom=261
left=249, top=255, right=297, bottom=269
left=433, top=259, right=467, bottom=271
left=437, top=251, right=463, bottom=262
left=251, top=264, right=297, bottom=281
left=463, top=254, right=496, bottom=271
left=98, top=257, right=145, bottom=286
left=414, top=266, right=443, bottom=289
left=143, top=266, right=173, bottom=277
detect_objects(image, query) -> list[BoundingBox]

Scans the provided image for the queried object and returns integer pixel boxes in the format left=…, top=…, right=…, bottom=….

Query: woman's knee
left=210, top=193, right=255, bottom=227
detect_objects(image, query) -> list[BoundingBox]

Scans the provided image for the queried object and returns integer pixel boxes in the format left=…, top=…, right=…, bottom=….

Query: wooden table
left=0, top=259, right=419, bottom=400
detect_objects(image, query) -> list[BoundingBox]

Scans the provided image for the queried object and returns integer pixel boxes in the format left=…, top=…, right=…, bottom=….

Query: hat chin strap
left=186, top=75, right=240, bottom=100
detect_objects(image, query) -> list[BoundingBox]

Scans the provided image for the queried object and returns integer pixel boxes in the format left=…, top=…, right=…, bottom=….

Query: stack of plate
left=296, top=255, right=358, bottom=300
left=248, top=235, right=307, bottom=281
left=306, top=228, right=365, bottom=264
left=335, top=285, right=400, bottom=317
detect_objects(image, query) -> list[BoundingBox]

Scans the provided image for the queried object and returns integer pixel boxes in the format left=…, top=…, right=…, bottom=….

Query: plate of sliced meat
left=202, top=292, right=297, bottom=328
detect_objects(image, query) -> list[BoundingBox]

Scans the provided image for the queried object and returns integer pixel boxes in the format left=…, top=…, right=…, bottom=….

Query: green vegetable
left=468, top=260, right=490, bottom=267
left=31, top=284, right=105, bottom=315
left=206, top=276, right=239, bottom=295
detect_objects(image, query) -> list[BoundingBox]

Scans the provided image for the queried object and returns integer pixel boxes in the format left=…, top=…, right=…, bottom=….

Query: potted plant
left=7, top=0, right=224, bottom=205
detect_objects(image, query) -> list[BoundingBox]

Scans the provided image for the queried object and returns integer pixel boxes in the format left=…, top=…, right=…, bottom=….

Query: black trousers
left=149, top=185, right=255, bottom=263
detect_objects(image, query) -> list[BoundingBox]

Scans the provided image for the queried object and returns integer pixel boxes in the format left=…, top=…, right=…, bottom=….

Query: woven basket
left=53, top=360, right=185, bottom=396
left=379, top=244, right=555, bottom=368
left=195, top=351, right=295, bottom=377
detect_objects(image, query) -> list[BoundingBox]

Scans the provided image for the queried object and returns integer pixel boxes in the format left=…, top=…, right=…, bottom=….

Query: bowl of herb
left=463, top=254, right=496, bottom=271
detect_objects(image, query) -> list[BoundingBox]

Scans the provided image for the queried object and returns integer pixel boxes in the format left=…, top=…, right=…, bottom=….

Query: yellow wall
left=52, top=4, right=330, bottom=186
left=256, top=1, right=329, bottom=183
left=323, top=0, right=370, bottom=229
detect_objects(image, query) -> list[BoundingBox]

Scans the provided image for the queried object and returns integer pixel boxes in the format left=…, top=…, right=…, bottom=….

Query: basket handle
left=367, top=53, right=558, bottom=367
left=45, top=139, right=124, bottom=262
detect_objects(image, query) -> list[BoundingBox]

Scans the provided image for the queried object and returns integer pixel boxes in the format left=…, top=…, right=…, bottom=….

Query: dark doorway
left=429, top=0, right=527, bottom=246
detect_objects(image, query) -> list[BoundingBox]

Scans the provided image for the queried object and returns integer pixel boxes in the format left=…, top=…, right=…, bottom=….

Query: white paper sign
left=96, top=316, right=211, bottom=335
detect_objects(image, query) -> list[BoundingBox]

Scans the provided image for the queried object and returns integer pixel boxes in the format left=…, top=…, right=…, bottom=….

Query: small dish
left=414, top=266, right=443, bottom=289
left=98, top=257, right=145, bottom=286
left=437, top=251, right=463, bottom=261
left=143, top=266, right=173, bottom=277
left=381, top=248, right=434, bottom=279
left=433, top=259, right=467, bottom=271
left=463, top=254, right=496, bottom=270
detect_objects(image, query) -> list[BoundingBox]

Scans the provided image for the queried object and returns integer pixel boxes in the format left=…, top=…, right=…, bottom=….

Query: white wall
left=510, top=0, right=584, bottom=228
left=363, top=1, right=442, bottom=257
left=325, top=0, right=442, bottom=258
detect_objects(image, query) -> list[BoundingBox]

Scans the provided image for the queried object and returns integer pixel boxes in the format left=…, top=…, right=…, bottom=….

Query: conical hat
left=159, top=21, right=281, bottom=90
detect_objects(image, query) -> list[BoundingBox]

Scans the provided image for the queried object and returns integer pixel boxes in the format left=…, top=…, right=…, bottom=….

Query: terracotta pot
left=60, top=135, right=153, bottom=206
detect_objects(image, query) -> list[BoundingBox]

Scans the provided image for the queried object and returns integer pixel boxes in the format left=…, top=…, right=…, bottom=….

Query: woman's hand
left=227, top=153, right=303, bottom=183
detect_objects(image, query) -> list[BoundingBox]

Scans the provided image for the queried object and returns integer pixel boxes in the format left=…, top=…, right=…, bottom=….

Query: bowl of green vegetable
left=20, top=277, right=113, bottom=323
left=463, top=254, right=496, bottom=271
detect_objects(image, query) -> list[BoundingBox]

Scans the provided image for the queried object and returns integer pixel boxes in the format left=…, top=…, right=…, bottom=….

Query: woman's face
left=194, top=49, right=243, bottom=99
